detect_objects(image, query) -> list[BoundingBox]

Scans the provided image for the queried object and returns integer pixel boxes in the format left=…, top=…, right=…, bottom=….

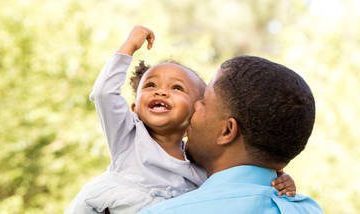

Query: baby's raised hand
left=118, top=25, right=155, bottom=56
left=272, top=170, right=296, bottom=197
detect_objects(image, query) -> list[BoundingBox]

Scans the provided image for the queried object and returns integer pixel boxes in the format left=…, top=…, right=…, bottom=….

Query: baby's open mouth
left=148, top=100, right=172, bottom=112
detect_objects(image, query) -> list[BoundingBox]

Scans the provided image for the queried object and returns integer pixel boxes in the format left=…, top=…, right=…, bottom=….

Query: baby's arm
left=89, top=26, right=154, bottom=159
left=272, top=170, right=296, bottom=196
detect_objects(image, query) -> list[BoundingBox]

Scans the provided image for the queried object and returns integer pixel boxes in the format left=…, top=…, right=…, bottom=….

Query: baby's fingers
left=272, top=180, right=286, bottom=191
left=272, top=174, right=288, bottom=186
left=273, top=179, right=295, bottom=189
left=286, top=191, right=296, bottom=197
left=279, top=189, right=296, bottom=197
left=274, top=181, right=296, bottom=196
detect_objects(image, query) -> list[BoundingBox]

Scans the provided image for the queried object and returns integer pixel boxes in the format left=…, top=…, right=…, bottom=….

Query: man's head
left=186, top=56, right=315, bottom=173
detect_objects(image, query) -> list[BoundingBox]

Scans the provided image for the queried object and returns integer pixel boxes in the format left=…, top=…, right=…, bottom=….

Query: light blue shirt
left=139, top=165, right=322, bottom=214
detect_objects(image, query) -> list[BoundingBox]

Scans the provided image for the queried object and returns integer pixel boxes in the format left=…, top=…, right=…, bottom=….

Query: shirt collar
left=200, top=165, right=277, bottom=188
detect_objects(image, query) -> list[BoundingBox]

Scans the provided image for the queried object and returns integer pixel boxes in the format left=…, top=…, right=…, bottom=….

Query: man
left=140, top=56, right=322, bottom=213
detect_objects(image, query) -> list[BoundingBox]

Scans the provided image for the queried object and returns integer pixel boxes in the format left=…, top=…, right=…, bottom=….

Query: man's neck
left=204, top=140, right=286, bottom=175
left=207, top=158, right=255, bottom=176
left=207, top=154, right=285, bottom=175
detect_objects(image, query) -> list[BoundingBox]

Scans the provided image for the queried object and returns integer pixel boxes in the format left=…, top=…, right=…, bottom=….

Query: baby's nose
left=154, top=89, right=169, bottom=97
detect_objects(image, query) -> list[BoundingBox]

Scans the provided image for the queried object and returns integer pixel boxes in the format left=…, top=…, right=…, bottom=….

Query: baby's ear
left=131, top=103, right=136, bottom=112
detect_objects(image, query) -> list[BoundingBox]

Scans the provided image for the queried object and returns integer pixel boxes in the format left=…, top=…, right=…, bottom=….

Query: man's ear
left=131, top=103, right=136, bottom=112
left=217, top=117, right=238, bottom=145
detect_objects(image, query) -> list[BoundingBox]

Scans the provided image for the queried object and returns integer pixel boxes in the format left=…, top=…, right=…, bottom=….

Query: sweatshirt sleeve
left=89, top=53, right=135, bottom=160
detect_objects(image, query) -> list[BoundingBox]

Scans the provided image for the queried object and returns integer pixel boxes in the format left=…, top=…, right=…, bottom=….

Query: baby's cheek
left=178, top=109, right=193, bottom=130
left=178, top=115, right=191, bottom=130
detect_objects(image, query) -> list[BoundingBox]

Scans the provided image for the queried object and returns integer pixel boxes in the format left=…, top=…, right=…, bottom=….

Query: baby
left=67, top=26, right=295, bottom=213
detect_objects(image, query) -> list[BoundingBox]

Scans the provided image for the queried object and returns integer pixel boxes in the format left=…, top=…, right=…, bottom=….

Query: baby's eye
left=172, top=84, right=184, bottom=91
left=143, top=82, right=156, bottom=88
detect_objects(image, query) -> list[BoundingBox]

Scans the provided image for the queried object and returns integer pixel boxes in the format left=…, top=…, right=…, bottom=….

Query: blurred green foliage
left=1, top=0, right=359, bottom=213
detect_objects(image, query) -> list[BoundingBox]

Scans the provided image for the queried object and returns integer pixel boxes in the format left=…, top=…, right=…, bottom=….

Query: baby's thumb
left=146, top=34, right=155, bottom=50
left=147, top=42, right=152, bottom=50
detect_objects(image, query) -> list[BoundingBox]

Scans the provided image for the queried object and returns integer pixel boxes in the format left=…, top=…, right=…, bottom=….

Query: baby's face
left=133, top=63, right=202, bottom=133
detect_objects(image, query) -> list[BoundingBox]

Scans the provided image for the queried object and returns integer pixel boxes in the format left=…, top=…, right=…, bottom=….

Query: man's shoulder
left=140, top=184, right=322, bottom=214
left=139, top=183, right=275, bottom=213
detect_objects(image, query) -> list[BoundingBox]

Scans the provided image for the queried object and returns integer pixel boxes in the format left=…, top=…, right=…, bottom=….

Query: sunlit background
left=1, top=0, right=359, bottom=213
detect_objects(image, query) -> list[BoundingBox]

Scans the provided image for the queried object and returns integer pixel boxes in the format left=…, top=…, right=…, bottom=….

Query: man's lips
left=148, top=99, right=172, bottom=113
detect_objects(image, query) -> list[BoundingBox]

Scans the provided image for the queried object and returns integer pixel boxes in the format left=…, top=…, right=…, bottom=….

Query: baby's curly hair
left=130, top=60, right=150, bottom=94
left=130, top=60, right=205, bottom=96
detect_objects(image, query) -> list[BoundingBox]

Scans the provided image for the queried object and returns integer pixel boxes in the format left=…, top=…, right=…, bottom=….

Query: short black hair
left=214, top=56, right=315, bottom=165
left=130, top=60, right=206, bottom=96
